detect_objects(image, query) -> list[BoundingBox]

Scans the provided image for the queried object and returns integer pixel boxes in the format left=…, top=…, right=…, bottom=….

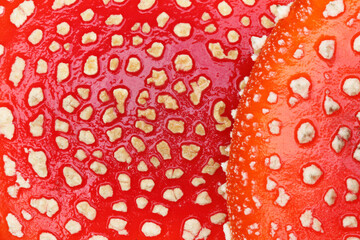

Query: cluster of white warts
left=1, top=0, right=249, bottom=238
left=226, top=0, right=360, bottom=239
left=4, top=0, right=356, bottom=239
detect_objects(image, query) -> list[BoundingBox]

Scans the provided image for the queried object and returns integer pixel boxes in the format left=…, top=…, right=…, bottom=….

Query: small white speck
left=293, top=49, right=304, bottom=59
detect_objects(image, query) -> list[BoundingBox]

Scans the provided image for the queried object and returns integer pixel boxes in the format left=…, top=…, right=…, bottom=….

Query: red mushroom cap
left=0, top=0, right=290, bottom=239
left=228, top=0, right=360, bottom=239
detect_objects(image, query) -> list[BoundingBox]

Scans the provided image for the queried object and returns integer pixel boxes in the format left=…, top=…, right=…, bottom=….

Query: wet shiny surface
left=0, top=0, right=288, bottom=239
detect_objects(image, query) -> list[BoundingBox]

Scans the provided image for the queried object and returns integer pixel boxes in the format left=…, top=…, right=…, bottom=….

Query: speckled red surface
left=0, top=0, right=289, bottom=239
left=228, top=0, right=360, bottom=239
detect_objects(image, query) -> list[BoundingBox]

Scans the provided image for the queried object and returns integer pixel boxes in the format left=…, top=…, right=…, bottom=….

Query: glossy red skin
left=0, top=0, right=289, bottom=239
left=228, top=0, right=360, bottom=239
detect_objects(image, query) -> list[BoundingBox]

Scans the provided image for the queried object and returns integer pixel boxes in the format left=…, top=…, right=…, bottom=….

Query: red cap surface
left=228, top=0, right=360, bottom=239
left=0, top=0, right=289, bottom=239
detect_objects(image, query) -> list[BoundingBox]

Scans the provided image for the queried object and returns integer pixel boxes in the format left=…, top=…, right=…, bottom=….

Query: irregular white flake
left=88, top=236, right=108, bottom=240
left=3, top=155, right=16, bottom=176
left=99, top=185, right=113, bottom=199
left=324, top=188, right=337, bottom=206
left=118, top=173, right=131, bottom=191
left=156, top=12, right=169, bottom=28
left=21, top=210, right=32, bottom=220
left=52, top=0, right=77, bottom=10
left=288, top=97, right=299, bottom=107
left=270, top=3, right=292, bottom=23
left=84, top=55, right=98, bottom=76
left=182, top=219, right=201, bottom=240
left=108, top=218, right=128, bottom=235
left=251, top=36, right=267, bottom=61
left=90, top=161, right=107, bottom=175
left=56, top=22, right=70, bottom=35
left=195, top=191, right=212, bottom=205
left=210, top=213, right=227, bottom=226
left=347, top=178, right=359, bottom=193
left=173, top=23, right=191, bottom=38
left=63, top=167, right=82, bottom=187
left=324, top=96, right=340, bottom=115
left=113, top=202, right=127, bottom=212
left=266, top=177, right=277, bottom=191
left=343, top=78, right=360, bottom=96
left=223, top=222, right=232, bottom=240
left=163, top=188, right=184, bottom=202
left=28, top=29, right=43, bottom=45
left=65, top=220, right=81, bottom=234
left=29, top=114, right=44, bottom=137
left=136, top=197, right=148, bottom=209
left=80, top=9, right=94, bottom=21
left=343, top=216, right=358, bottom=228
left=76, top=201, right=96, bottom=220
left=10, top=0, right=35, bottom=28
left=30, top=197, right=59, bottom=217
left=323, top=0, right=344, bottom=18
left=39, top=232, right=57, bottom=240
left=266, top=155, right=281, bottom=170
left=79, top=130, right=95, bottom=145
left=140, top=179, right=155, bottom=192
left=353, top=35, right=360, bottom=52
left=332, top=136, right=345, bottom=153
left=217, top=1, right=232, bottom=17
left=275, top=188, right=290, bottom=207
left=302, top=164, right=322, bottom=185
left=6, top=213, right=23, bottom=237
left=105, top=14, right=123, bottom=26
left=0, top=108, right=15, bottom=140
left=297, top=122, right=316, bottom=144
left=293, top=48, right=304, bottom=59
left=0, top=45, right=4, bottom=56
left=331, top=127, right=351, bottom=153
left=82, top=32, right=97, bottom=44
left=141, top=222, right=161, bottom=237
left=55, top=136, right=69, bottom=149
left=290, top=77, right=311, bottom=99
left=28, top=87, right=44, bottom=107
left=57, top=62, right=70, bottom=82
left=152, top=205, right=168, bottom=217
left=138, top=0, right=156, bottom=10
left=221, top=161, right=228, bottom=173
left=7, top=173, right=30, bottom=198
left=300, top=210, right=323, bottom=232
left=318, top=40, right=335, bottom=59
left=268, top=120, right=281, bottom=135
left=9, top=57, right=26, bottom=87
left=267, top=92, right=278, bottom=103
left=62, top=95, right=79, bottom=113
left=218, top=183, right=227, bottom=199
left=346, top=193, right=357, bottom=202
left=55, top=119, right=69, bottom=133
left=28, top=150, right=47, bottom=178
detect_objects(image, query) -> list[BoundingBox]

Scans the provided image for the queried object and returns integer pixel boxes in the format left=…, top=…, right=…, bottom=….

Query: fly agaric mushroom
left=0, top=0, right=291, bottom=239
left=228, top=0, right=360, bottom=239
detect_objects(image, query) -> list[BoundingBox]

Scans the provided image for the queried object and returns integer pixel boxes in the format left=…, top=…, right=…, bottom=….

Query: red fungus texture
left=228, top=0, right=360, bottom=239
left=0, top=0, right=290, bottom=239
